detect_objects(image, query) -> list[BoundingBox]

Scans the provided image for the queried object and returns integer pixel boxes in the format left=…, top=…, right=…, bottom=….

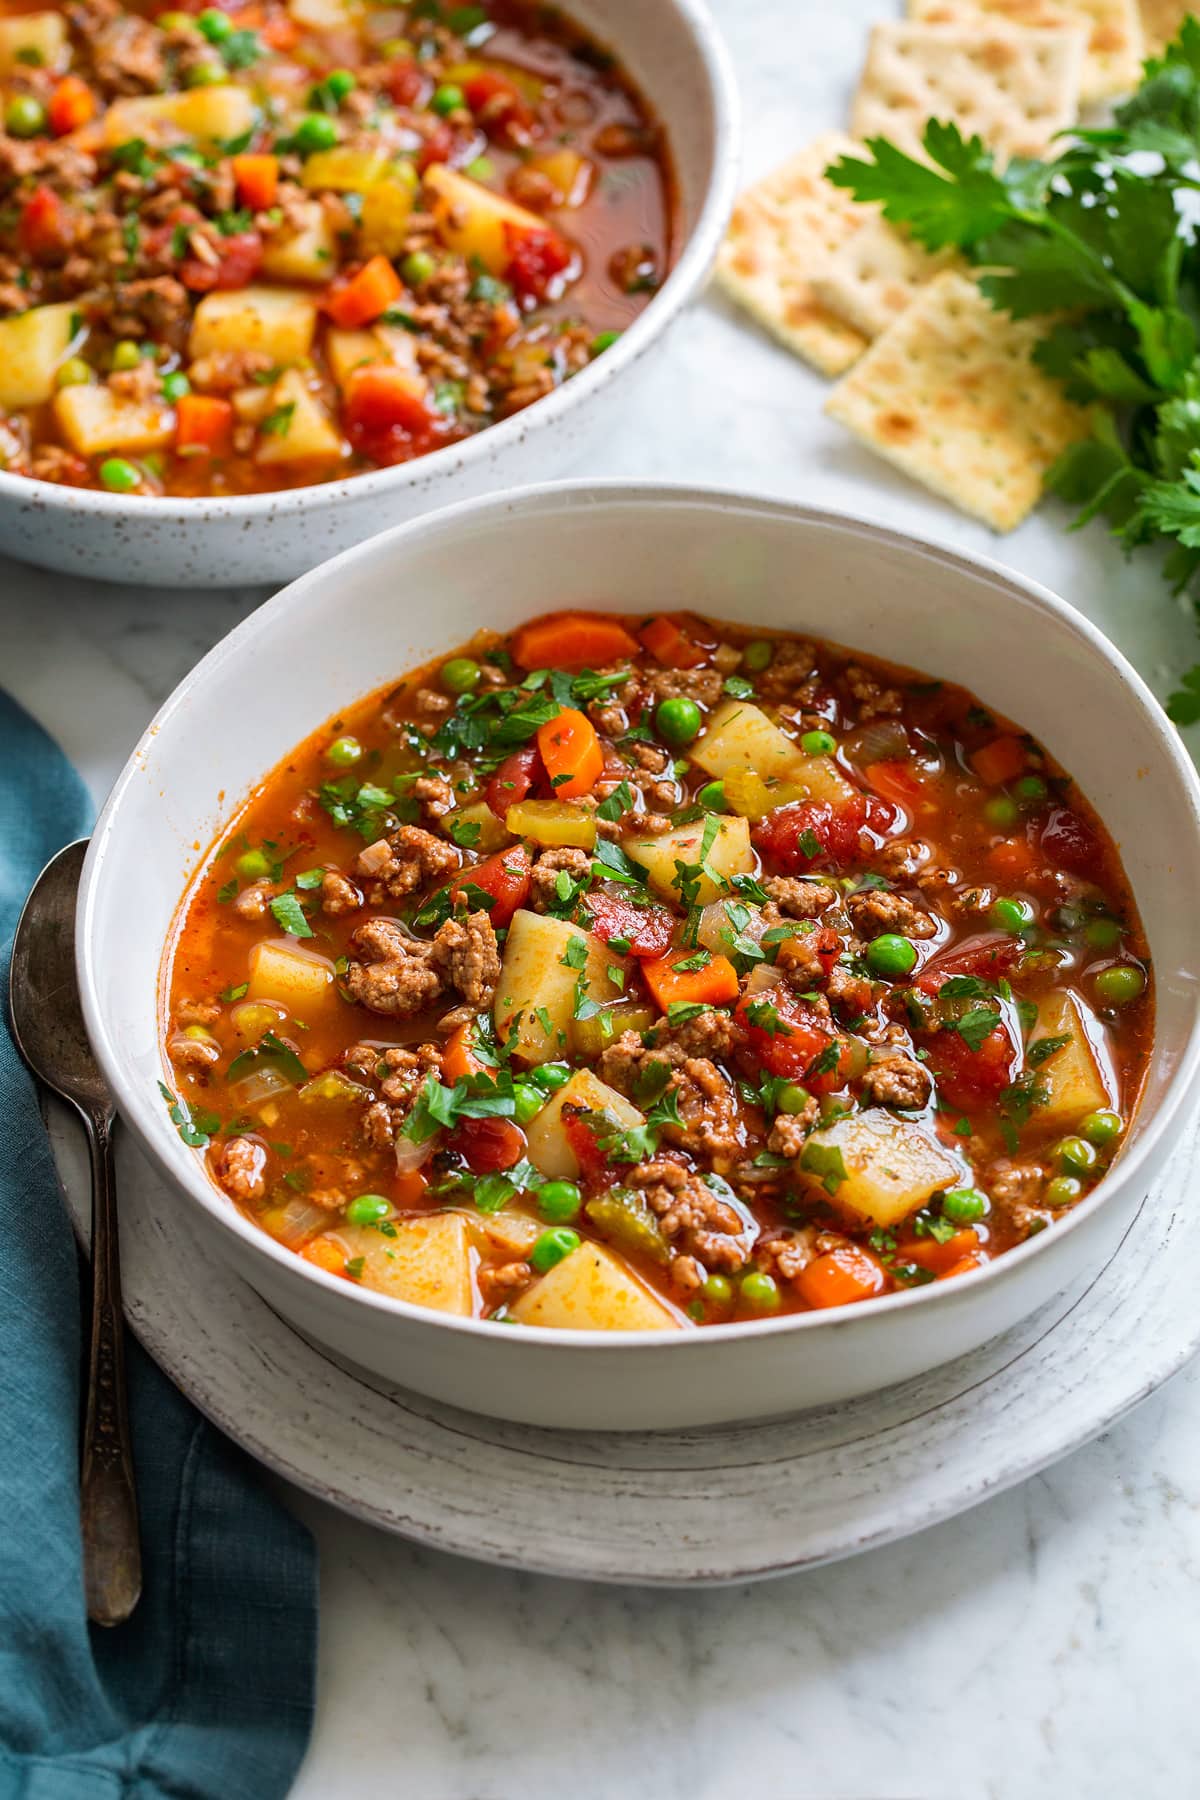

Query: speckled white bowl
left=0, top=0, right=736, bottom=588
left=78, top=484, right=1200, bottom=1429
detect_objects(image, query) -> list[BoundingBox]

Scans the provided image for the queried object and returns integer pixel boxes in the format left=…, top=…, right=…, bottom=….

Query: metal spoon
left=9, top=839, right=141, bottom=1627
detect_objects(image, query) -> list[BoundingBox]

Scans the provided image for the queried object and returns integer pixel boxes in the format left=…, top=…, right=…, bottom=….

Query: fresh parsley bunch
left=827, top=18, right=1200, bottom=723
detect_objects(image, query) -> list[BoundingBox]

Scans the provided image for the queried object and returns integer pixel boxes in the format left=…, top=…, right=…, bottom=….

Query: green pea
left=440, top=656, right=481, bottom=695
left=989, top=896, right=1034, bottom=934
left=983, top=793, right=1019, bottom=829
left=702, top=1273, right=733, bottom=1307
left=531, top=1062, right=571, bottom=1093
left=235, top=847, right=271, bottom=881
left=1081, top=1108, right=1123, bottom=1149
left=1056, top=1135, right=1097, bottom=1176
left=1084, top=916, right=1122, bottom=949
left=697, top=779, right=727, bottom=811
left=431, top=82, right=465, bottom=115
left=325, top=734, right=362, bottom=768
left=324, top=68, right=356, bottom=102
left=5, top=94, right=46, bottom=137
left=776, top=1081, right=811, bottom=1116
left=512, top=1083, right=543, bottom=1127
left=655, top=696, right=702, bottom=747
left=110, top=339, right=143, bottom=372
left=537, top=1179, right=581, bottom=1224
left=402, top=250, right=435, bottom=286
left=161, top=370, right=190, bottom=401
left=98, top=457, right=140, bottom=493
left=530, top=1227, right=580, bottom=1273
left=466, top=155, right=494, bottom=181
left=801, top=729, right=836, bottom=757
left=197, top=7, right=233, bottom=41
left=183, top=60, right=225, bottom=87
left=742, top=639, right=773, bottom=672
left=866, top=933, right=918, bottom=979
left=740, top=1270, right=780, bottom=1311
left=294, top=112, right=339, bottom=153
left=55, top=357, right=91, bottom=389
left=345, top=1193, right=391, bottom=1226
left=1045, top=1175, right=1082, bottom=1209
left=1095, top=964, right=1145, bottom=1006
left=590, top=329, right=621, bottom=355
left=1014, top=774, right=1048, bottom=803
left=942, top=1187, right=989, bottom=1224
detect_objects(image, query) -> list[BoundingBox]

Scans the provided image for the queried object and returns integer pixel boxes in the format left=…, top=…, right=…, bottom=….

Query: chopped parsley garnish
left=799, top=1140, right=848, bottom=1195
left=157, top=1080, right=220, bottom=1149
left=268, top=890, right=313, bottom=939
left=1027, top=1032, right=1071, bottom=1067
left=226, top=1030, right=308, bottom=1088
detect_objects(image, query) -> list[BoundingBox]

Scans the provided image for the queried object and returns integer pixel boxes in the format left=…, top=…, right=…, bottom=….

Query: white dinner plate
left=49, top=1102, right=1200, bottom=1586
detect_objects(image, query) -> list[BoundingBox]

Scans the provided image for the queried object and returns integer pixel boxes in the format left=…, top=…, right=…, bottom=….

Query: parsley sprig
left=826, top=21, right=1200, bottom=720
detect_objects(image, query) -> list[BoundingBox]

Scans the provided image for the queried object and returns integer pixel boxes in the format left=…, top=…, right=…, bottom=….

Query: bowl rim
left=78, top=478, right=1200, bottom=1353
left=0, top=0, right=739, bottom=527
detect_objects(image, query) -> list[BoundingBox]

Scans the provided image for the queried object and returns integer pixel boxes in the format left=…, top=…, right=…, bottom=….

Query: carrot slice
left=442, top=1021, right=483, bottom=1084
left=300, top=1236, right=348, bottom=1276
left=971, top=734, right=1027, bottom=787
left=536, top=707, right=603, bottom=798
left=894, top=1228, right=980, bottom=1275
left=325, top=254, right=405, bottom=329
left=642, top=950, right=739, bottom=1013
left=511, top=612, right=640, bottom=671
left=638, top=615, right=705, bottom=669
left=232, top=152, right=279, bottom=211
left=938, top=1252, right=988, bottom=1280
left=175, top=393, right=234, bottom=456
left=988, top=837, right=1039, bottom=881
left=48, top=75, right=95, bottom=136
left=795, top=1244, right=887, bottom=1310
left=392, top=1169, right=430, bottom=1208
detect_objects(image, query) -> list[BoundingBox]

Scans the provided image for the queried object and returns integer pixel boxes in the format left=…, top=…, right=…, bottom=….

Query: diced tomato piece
left=863, top=759, right=925, bottom=815
left=451, top=1115, right=524, bottom=1173
left=971, top=734, right=1027, bottom=787
left=324, top=254, right=405, bottom=329
left=417, top=120, right=455, bottom=172
left=561, top=1107, right=611, bottom=1183
left=988, top=832, right=1040, bottom=883
left=452, top=845, right=531, bottom=928
left=926, top=1021, right=1016, bottom=1111
left=179, top=230, right=263, bottom=293
left=48, top=75, right=96, bottom=137
left=462, top=69, right=536, bottom=143
left=752, top=793, right=868, bottom=874
left=504, top=222, right=573, bottom=303
left=384, top=57, right=427, bottom=106
left=485, top=743, right=545, bottom=819
left=19, top=187, right=71, bottom=262
left=734, top=987, right=852, bottom=1094
left=916, top=933, right=1021, bottom=991
left=259, top=13, right=298, bottom=50
left=342, top=365, right=447, bottom=466
left=583, top=891, right=674, bottom=958
left=231, top=152, right=279, bottom=212
left=1040, top=806, right=1103, bottom=883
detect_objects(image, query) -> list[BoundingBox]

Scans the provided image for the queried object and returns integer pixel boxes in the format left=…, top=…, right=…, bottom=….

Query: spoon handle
left=80, top=1111, right=141, bottom=1626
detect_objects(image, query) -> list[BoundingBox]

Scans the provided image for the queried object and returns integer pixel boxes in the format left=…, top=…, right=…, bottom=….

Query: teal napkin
left=0, top=692, right=317, bottom=1800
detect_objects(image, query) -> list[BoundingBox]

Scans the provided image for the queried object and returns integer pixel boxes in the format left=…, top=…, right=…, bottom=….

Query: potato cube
left=0, top=303, right=78, bottom=409
left=806, top=1111, right=965, bottom=1230
left=693, top=699, right=806, bottom=782
left=425, top=163, right=547, bottom=276
left=338, top=1213, right=474, bottom=1315
left=54, top=384, right=174, bottom=456
left=246, top=940, right=335, bottom=1012
left=505, top=799, right=596, bottom=849
left=1028, top=990, right=1112, bottom=1127
left=510, top=1241, right=680, bottom=1331
left=0, top=11, right=66, bottom=76
left=289, top=0, right=360, bottom=26
left=255, top=369, right=343, bottom=466
left=260, top=200, right=337, bottom=284
left=524, top=1068, right=645, bottom=1179
left=493, top=910, right=621, bottom=1064
left=189, top=286, right=319, bottom=364
left=624, top=814, right=753, bottom=905
left=104, top=86, right=256, bottom=150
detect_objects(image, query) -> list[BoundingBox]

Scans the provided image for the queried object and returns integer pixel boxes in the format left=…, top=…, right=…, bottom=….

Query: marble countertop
left=4, top=0, right=1200, bottom=1792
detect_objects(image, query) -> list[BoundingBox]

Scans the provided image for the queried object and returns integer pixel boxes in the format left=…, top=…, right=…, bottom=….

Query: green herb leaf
left=269, top=890, right=313, bottom=939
